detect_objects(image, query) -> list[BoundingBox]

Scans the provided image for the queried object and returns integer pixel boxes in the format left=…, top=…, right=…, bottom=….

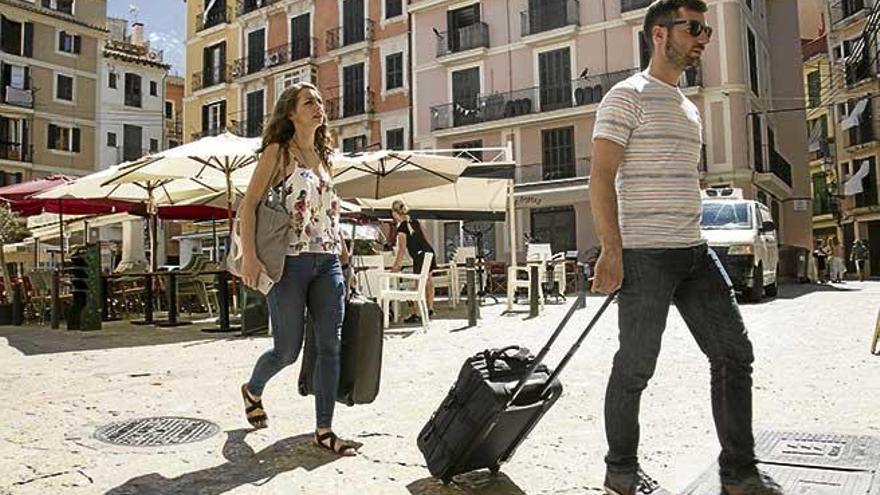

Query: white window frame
left=533, top=41, right=577, bottom=108
left=2, top=17, right=26, bottom=56
left=53, top=72, right=75, bottom=104
left=381, top=0, right=405, bottom=25
left=44, top=0, right=75, bottom=15
left=7, top=64, right=26, bottom=90
left=107, top=131, right=117, bottom=148
left=244, top=86, right=267, bottom=133
left=165, top=100, right=175, bottom=119
left=149, top=80, right=158, bottom=97
left=383, top=51, right=406, bottom=94
left=207, top=101, right=224, bottom=131
left=446, top=61, right=484, bottom=105
left=108, top=70, right=118, bottom=89
left=55, top=28, right=77, bottom=57
left=149, top=138, right=159, bottom=153
left=243, top=24, right=268, bottom=61
left=339, top=59, right=370, bottom=118
left=50, top=123, right=75, bottom=154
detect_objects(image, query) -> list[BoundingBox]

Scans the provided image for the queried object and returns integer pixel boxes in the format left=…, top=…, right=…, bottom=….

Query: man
left=589, top=1, right=783, bottom=494
left=851, top=238, right=870, bottom=282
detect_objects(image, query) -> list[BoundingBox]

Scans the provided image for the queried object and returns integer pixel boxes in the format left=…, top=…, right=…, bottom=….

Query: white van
left=700, top=188, right=779, bottom=302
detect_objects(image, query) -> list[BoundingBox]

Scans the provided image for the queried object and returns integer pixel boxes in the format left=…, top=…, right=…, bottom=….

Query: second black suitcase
left=298, top=292, right=384, bottom=406
left=417, top=293, right=616, bottom=482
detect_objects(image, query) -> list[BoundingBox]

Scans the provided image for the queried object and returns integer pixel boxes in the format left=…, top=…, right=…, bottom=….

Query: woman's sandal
left=241, top=384, right=268, bottom=430
left=314, top=431, right=357, bottom=456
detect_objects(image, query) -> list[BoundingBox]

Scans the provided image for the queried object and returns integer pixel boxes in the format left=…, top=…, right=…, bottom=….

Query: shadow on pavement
left=772, top=283, right=861, bottom=300
left=407, top=470, right=527, bottom=495
left=0, top=319, right=242, bottom=356
left=105, top=429, right=344, bottom=495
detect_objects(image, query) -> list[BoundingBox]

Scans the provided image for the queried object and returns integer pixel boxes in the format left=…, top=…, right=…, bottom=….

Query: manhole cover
left=682, top=462, right=876, bottom=495
left=95, top=417, right=219, bottom=447
left=756, top=431, right=880, bottom=471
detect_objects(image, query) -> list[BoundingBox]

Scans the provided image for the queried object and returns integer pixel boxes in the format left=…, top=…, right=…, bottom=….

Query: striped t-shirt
left=592, top=70, right=704, bottom=249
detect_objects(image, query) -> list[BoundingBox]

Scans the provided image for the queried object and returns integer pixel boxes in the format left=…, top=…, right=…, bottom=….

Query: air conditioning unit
left=267, top=52, right=282, bottom=66
left=5, top=86, right=32, bottom=107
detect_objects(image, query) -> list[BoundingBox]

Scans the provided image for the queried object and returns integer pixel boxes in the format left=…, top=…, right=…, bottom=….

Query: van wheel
left=746, top=263, right=764, bottom=302
left=765, top=278, right=778, bottom=298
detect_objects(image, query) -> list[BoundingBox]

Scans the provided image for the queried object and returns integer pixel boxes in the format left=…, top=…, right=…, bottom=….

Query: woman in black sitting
left=390, top=199, right=436, bottom=322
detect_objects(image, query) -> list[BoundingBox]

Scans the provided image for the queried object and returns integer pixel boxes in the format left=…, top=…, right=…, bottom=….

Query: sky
left=107, top=0, right=186, bottom=76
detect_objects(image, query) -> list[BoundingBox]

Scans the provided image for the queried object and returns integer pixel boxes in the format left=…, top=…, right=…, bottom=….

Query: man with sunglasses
left=590, top=0, right=783, bottom=494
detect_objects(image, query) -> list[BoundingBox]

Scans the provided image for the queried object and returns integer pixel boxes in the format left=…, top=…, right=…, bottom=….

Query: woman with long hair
left=390, top=199, right=436, bottom=322
left=238, top=82, right=356, bottom=456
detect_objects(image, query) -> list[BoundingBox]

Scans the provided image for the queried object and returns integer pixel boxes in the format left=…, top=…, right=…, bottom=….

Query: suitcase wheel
left=489, top=465, right=500, bottom=476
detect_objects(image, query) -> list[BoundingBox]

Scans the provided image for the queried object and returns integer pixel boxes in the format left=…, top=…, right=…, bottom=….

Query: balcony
left=192, top=65, right=233, bottom=91
left=230, top=117, right=266, bottom=138
left=516, top=158, right=590, bottom=185
left=436, top=22, right=490, bottom=59
left=768, top=150, right=793, bottom=187
left=2, top=84, right=33, bottom=108
left=325, top=89, right=375, bottom=121
left=830, top=0, right=870, bottom=25
left=430, top=68, right=638, bottom=131
left=196, top=4, right=232, bottom=33
left=845, top=54, right=872, bottom=87
left=237, top=0, right=281, bottom=16
left=231, top=38, right=316, bottom=80
left=0, top=142, right=32, bottom=163
left=521, top=0, right=579, bottom=38
left=621, top=0, right=652, bottom=13
left=325, top=20, right=375, bottom=52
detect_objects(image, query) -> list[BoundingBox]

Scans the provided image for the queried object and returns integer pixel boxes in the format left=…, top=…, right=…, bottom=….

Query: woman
left=238, top=82, right=355, bottom=456
left=829, top=237, right=847, bottom=283
left=390, top=200, right=436, bottom=322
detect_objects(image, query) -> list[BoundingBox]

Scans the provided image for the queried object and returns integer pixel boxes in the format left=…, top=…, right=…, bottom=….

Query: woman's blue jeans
left=247, top=253, right=345, bottom=428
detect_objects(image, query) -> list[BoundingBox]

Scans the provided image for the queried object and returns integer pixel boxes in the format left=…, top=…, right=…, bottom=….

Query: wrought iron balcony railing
left=436, top=22, right=490, bottom=57
left=325, top=20, right=375, bottom=52
left=231, top=38, right=317, bottom=79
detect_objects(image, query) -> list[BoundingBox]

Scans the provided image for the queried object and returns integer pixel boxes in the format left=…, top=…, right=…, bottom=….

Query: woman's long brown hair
left=259, top=82, right=334, bottom=178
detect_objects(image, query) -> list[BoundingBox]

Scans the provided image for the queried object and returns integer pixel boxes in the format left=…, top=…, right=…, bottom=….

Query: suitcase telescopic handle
left=507, top=292, right=617, bottom=407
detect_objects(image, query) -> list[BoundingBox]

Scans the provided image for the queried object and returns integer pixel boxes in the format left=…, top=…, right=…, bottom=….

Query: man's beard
left=665, top=40, right=699, bottom=69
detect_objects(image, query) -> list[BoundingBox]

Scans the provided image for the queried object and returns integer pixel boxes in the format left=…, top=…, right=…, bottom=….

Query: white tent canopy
left=354, top=177, right=509, bottom=216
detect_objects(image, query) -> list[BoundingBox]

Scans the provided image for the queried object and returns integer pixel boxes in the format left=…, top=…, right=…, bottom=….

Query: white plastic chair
left=351, top=255, right=387, bottom=299
left=377, top=252, right=434, bottom=332
left=432, top=246, right=476, bottom=308
left=506, top=243, right=551, bottom=311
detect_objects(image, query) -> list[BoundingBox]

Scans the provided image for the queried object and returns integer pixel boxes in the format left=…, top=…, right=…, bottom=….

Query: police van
left=700, top=188, right=779, bottom=302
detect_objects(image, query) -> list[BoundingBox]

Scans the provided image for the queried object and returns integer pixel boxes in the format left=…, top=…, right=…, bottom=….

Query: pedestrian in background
left=813, top=239, right=828, bottom=284
left=828, top=237, right=846, bottom=283
left=851, top=238, right=870, bottom=282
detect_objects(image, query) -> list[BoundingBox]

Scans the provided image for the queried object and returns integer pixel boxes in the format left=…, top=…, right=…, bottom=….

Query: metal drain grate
left=95, top=417, right=220, bottom=447
left=682, top=462, right=876, bottom=495
left=756, top=430, right=880, bottom=471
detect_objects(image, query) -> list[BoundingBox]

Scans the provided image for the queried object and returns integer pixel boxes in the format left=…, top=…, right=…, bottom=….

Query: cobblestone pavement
left=1, top=282, right=878, bottom=494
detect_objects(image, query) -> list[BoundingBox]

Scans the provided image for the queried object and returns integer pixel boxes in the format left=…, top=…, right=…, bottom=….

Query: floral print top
left=283, top=157, right=342, bottom=256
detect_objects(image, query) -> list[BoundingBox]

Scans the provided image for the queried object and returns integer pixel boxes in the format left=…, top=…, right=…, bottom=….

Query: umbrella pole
left=58, top=207, right=64, bottom=270
left=225, top=172, right=234, bottom=237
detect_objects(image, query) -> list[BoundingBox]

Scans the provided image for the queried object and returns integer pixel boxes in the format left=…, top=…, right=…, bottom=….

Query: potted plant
left=0, top=203, right=30, bottom=325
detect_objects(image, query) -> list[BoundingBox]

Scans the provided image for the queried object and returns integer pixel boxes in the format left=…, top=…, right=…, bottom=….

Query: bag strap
left=506, top=291, right=617, bottom=407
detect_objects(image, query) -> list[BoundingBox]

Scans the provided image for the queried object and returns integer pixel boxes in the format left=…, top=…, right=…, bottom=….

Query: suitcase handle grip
left=507, top=292, right=617, bottom=407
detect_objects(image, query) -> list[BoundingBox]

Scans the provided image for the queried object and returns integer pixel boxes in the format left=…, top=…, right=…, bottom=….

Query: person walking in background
left=829, top=237, right=846, bottom=283
left=238, top=82, right=357, bottom=456
left=589, top=0, right=781, bottom=493
left=390, top=199, right=436, bottom=323
left=813, top=239, right=828, bottom=284
left=851, top=238, right=870, bottom=282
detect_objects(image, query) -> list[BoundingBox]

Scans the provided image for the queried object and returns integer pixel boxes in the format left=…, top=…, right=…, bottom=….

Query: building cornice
left=0, top=0, right=109, bottom=34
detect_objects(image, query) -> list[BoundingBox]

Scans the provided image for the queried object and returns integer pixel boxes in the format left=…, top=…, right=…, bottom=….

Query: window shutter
left=219, top=43, right=227, bottom=81
left=73, top=35, right=81, bottom=54
left=202, top=105, right=209, bottom=133
left=48, top=124, right=57, bottom=149
left=20, top=120, right=28, bottom=155
left=219, top=100, right=227, bottom=130
left=72, top=127, right=80, bottom=152
left=0, top=63, right=9, bottom=88
left=23, top=23, right=33, bottom=57
left=23, top=66, right=29, bottom=89
left=58, top=31, right=65, bottom=50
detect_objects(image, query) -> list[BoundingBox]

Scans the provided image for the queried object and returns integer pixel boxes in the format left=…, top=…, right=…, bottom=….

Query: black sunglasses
left=666, top=19, right=713, bottom=39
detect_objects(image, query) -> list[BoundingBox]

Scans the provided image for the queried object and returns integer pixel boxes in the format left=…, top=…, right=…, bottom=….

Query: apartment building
left=409, top=0, right=812, bottom=269
left=0, top=0, right=107, bottom=182
left=807, top=0, right=880, bottom=276
left=165, top=75, right=184, bottom=149
left=183, top=0, right=411, bottom=152
left=98, top=19, right=170, bottom=169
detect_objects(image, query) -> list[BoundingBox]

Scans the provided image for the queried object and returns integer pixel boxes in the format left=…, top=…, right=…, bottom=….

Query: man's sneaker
left=722, top=470, right=784, bottom=495
left=604, top=468, right=672, bottom=495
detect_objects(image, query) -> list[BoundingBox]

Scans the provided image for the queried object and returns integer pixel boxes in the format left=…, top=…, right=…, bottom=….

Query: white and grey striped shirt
left=592, top=70, right=704, bottom=249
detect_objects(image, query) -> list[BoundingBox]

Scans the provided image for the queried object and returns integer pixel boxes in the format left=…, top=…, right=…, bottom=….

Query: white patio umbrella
left=36, top=164, right=222, bottom=272
left=101, top=132, right=262, bottom=233
left=331, top=150, right=471, bottom=200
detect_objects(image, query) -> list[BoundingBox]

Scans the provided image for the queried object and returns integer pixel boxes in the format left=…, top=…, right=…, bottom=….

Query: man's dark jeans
left=604, top=243, right=757, bottom=485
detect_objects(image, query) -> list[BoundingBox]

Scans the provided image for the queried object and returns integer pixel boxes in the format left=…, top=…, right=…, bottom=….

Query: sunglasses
left=666, top=19, right=713, bottom=39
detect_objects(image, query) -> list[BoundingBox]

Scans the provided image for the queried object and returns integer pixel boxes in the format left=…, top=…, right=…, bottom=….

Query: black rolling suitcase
left=298, top=291, right=384, bottom=406
left=417, top=293, right=616, bottom=483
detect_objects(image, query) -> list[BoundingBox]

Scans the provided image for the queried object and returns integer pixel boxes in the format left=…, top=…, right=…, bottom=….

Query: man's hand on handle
left=591, top=248, right=623, bottom=294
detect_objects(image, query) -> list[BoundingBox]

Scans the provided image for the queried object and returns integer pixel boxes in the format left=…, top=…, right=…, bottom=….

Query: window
left=42, top=0, right=74, bottom=14
left=451, top=67, right=480, bottom=126
left=752, top=114, right=763, bottom=170
left=202, top=100, right=226, bottom=135
left=123, top=124, right=143, bottom=161
left=854, top=157, right=878, bottom=207
left=165, top=101, right=174, bottom=119
left=47, top=124, right=79, bottom=152
left=149, top=81, right=158, bottom=96
left=57, top=30, right=81, bottom=54
left=202, top=42, right=227, bottom=88
left=812, top=173, right=831, bottom=215
left=1, top=17, right=27, bottom=56
left=342, top=135, right=367, bottom=153
left=453, top=140, right=483, bottom=162
left=55, top=73, right=74, bottom=101
left=807, top=70, right=821, bottom=108
left=169, top=139, right=179, bottom=149
left=385, top=52, right=404, bottom=90
left=539, top=48, right=572, bottom=112
left=109, top=72, right=117, bottom=89
left=124, top=73, right=142, bottom=107
left=843, top=37, right=871, bottom=85
left=463, top=221, right=496, bottom=260
left=149, top=138, right=159, bottom=153
left=245, top=90, right=264, bottom=137
left=107, top=132, right=116, bottom=147
left=386, top=128, right=404, bottom=150
left=342, top=0, right=366, bottom=46
left=530, top=206, right=576, bottom=252
left=385, top=0, right=403, bottom=18
left=542, top=127, right=576, bottom=180
left=290, top=14, right=311, bottom=60
left=747, top=28, right=759, bottom=96
left=343, top=63, right=366, bottom=117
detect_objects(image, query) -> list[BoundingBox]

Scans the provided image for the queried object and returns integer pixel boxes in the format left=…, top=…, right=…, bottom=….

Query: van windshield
left=701, top=202, right=752, bottom=229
